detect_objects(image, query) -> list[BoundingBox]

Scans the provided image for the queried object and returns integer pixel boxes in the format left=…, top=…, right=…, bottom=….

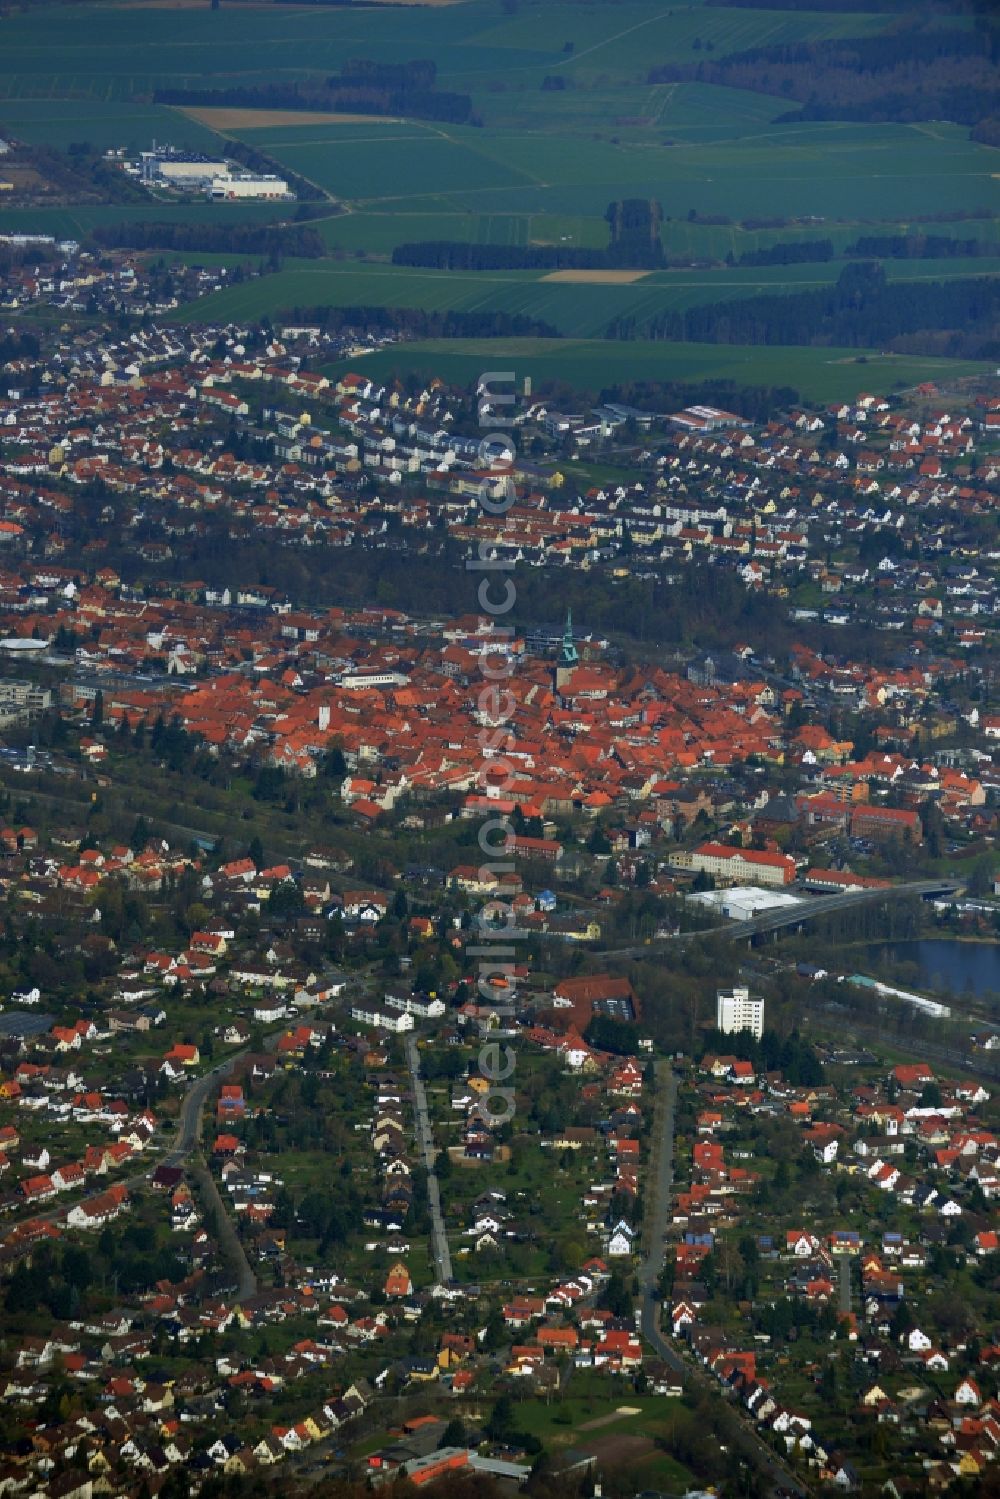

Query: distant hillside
left=649, top=19, right=1000, bottom=128
left=608, top=263, right=1000, bottom=360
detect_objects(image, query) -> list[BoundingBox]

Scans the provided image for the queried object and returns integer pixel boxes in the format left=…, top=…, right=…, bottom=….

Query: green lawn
left=516, top=1393, right=691, bottom=1484
left=518, top=1393, right=681, bottom=1442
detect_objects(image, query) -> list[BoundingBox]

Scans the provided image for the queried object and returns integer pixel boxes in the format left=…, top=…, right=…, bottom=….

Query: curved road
left=168, top=1055, right=258, bottom=1302
left=4, top=1051, right=258, bottom=1301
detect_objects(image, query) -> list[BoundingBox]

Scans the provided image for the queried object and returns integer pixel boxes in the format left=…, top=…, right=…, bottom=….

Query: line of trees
left=733, top=239, right=833, bottom=266
left=707, top=0, right=914, bottom=8
left=0, top=327, right=41, bottom=362
left=648, top=21, right=1000, bottom=127
left=276, top=303, right=561, bottom=338
left=971, top=117, right=1000, bottom=146
left=698, top=1025, right=824, bottom=1085
left=393, top=231, right=996, bottom=275
left=155, top=63, right=476, bottom=127
left=605, top=196, right=666, bottom=267
left=607, top=262, right=1000, bottom=359
left=732, top=233, right=996, bottom=266
left=844, top=233, right=997, bottom=259
left=90, top=221, right=326, bottom=257
left=392, top=197, right=666, bottom=272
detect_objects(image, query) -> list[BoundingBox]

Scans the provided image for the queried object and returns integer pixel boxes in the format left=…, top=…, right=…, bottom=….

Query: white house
left=606, top=1219, right=635, bottom=1257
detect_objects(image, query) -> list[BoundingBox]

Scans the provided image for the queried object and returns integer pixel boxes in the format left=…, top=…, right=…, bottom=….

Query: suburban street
left=638, top=1061, right=811, bottom=1499
left=638, top=1060, right=683, bottom=1373
left=4, top=1048, right=260, bottom=1299
left=403, top=1032, right=453, bottom=1285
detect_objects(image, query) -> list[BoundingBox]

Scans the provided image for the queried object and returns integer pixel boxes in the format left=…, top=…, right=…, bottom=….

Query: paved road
left=165, top=1053, right=244, bottom=1165
left=3, top=1049, right=259, bottom=1305
left=837, top=1254, right=852, bottom=1319
left=638, top=1060, right=680, bottom=1363
left=168, top=1054, right=258, bottom=1302
left=403, top=1033, right=453, bottom=1285
left=604, top=880, right=960, bottom=962
left=638, top=1061, right=811, bottom=1499
left=192, top=1153, right=258, bottom=1303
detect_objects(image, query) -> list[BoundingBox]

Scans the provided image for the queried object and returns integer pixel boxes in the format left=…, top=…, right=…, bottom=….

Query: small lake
left=861, top=939, right=1000, bottom=1000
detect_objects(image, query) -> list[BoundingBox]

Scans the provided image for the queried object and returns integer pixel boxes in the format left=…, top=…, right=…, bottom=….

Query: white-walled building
left=385, top=992, right=446, bottom=1021
left=209, top=174, right=290, bottom=200
left=716, top=986, right=764, bottom=1039
left=350, top=1002, right=414, bottom=1034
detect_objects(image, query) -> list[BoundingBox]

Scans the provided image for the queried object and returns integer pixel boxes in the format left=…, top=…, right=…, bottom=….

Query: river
left=862, top=939, right=1000, bottom=1001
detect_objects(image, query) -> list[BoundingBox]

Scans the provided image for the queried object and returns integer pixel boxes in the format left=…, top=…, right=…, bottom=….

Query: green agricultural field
left=0, top=0, right=996, bottom=397
left=214, top=113, right=998, bottom=228
left=0, top=97, right=226, bottom=154
left=322, top=337, right=992, bottom=405
left=313, top=210, right=608, bottom=257
left=172, top=254, right=1000, bottom=340
left=0, top=0, right=897, bottom=101
left=0, top=200, right=297, bottom=243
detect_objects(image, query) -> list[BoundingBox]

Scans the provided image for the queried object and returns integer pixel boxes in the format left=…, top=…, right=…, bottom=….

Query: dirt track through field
left=578, top=1406, right=642, bottom=1432
left=541, top=269, right=651, bottom=284
left=178, top=108, right=400, bottom=131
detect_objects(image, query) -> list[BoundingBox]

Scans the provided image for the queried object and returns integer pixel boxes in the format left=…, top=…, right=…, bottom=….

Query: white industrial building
left=129, top=148, right=292, bottom=200
left=153, top=156, right=228, bottom=184
left=716, top=986, right=764, bottom=1039
left=209, top=174, right=290, bottom=200
left=688, top=884, right=802, bottom=924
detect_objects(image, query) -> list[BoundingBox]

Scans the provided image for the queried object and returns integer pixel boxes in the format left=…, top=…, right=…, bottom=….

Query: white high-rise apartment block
left=716, top=986, right=764, bottom=1039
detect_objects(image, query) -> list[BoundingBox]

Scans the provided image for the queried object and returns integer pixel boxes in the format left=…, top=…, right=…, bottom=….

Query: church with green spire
left=554, top=609, right=578, bottom=692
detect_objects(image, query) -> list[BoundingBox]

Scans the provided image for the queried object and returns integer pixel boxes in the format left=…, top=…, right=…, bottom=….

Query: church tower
left=554, top=608, right=578, bottom=693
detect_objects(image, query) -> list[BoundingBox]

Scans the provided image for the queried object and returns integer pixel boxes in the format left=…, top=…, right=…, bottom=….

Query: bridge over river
left=601, top=879, right=961, bottom=962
